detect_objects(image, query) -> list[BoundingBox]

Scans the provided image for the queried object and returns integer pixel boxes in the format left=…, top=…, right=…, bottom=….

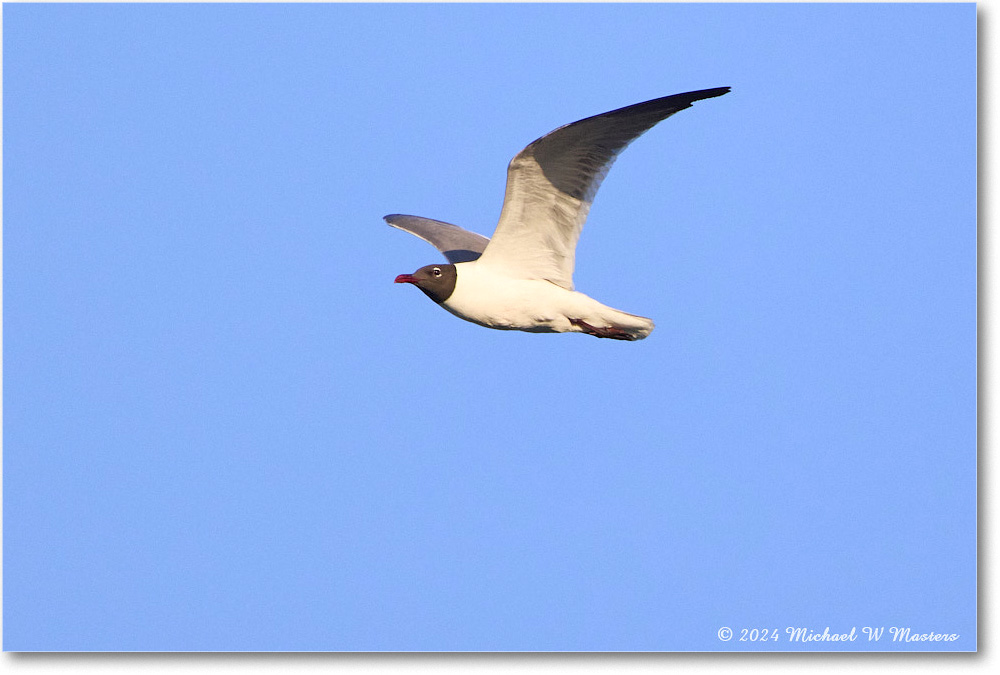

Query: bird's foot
left=569, top=318, right=637, bottom=341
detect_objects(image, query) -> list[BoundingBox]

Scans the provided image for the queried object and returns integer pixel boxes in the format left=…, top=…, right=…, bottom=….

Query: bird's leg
left=569, top=318, right=637, bottom=341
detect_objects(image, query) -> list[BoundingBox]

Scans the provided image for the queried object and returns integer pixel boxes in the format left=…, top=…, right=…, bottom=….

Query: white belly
left=442, top=262, right=654, bottom=338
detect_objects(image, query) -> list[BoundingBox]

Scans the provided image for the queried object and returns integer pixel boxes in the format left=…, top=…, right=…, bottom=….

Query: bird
left=388, top=87, right=730, bottom=341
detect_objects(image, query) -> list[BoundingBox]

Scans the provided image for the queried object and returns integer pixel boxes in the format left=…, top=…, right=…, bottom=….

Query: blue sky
left=3, top=2, right=976, bottom=651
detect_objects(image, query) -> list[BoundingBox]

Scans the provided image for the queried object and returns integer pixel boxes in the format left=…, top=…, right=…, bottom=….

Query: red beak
left=394, top=274, right=416, bottom=284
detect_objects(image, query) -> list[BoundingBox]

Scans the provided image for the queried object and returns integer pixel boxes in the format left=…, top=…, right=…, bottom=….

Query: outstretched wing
left=477, top=87, right=730, bottom=290
left=384, top=214, right=491, bottom=264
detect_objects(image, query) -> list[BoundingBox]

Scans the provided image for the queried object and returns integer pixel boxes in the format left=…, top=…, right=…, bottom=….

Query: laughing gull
left=389, top=87, right=730, bottom=340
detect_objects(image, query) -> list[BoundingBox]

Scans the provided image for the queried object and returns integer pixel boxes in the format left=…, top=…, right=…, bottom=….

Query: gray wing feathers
left=478, top=87, right=730, bottom=289
left=525, top=88, right=731, bottom=203
left=384, top=214, right=490, bottom=264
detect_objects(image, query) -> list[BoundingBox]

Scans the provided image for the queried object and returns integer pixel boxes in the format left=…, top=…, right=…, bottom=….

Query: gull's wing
left=477, top=87, right=730, bottom=290
left=384, top=214, right=491, bottom=264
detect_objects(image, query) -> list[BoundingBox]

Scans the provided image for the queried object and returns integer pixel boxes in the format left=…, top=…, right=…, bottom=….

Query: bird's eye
left=432, top=267, right=442, bottom=277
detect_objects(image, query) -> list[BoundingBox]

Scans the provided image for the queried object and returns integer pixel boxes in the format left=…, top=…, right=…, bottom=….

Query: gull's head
left=394, top=263, right=457, bottom=304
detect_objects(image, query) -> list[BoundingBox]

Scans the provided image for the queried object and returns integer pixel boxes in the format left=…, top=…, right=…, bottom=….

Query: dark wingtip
left=683, top=86, right=731, bottom=103
left=586, top=87, right=731, bottom=127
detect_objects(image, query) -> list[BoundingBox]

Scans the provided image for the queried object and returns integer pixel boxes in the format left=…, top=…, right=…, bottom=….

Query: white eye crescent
left=432, top=267, right=442, bottom=277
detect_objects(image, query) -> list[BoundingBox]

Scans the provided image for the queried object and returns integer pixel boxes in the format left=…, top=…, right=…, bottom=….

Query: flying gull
left=388, top=87, right=730, bottom=341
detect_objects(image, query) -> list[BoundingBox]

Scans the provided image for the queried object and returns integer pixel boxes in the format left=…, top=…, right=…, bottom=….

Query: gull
left=389, top=87, right=729, bottom=340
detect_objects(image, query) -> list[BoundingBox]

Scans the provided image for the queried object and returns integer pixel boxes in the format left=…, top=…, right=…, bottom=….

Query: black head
left=394, top=263, right=457, bottom=304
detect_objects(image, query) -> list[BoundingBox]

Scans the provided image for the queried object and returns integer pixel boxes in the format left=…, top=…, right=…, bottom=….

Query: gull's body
left=442, top=263, right=655, bottom=338
left=389, top=87, right=730, bottom=341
